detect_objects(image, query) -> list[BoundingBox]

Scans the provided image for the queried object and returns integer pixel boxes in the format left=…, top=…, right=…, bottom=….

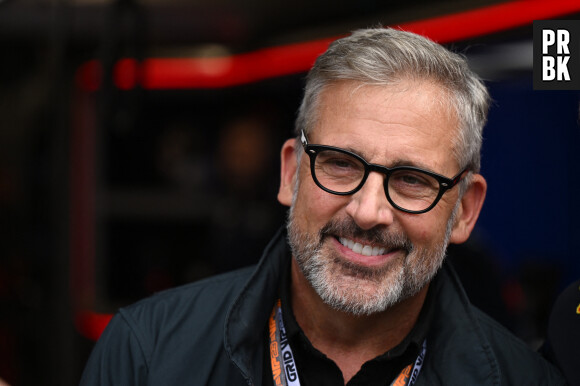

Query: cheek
left=399, top=208, right=451, bottom=247
left=293, top=177, right=346, bottom=230
left=400, top=218, right=431, bottom=243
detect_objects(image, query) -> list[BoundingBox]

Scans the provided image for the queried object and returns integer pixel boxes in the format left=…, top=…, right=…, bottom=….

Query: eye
left=388, top=170, right=439, bottom=198
left=316, top=151, right=363, bottom=176
left=395, top=172, right=431, bottom=187
left=326, top=157, right=357, bottom=169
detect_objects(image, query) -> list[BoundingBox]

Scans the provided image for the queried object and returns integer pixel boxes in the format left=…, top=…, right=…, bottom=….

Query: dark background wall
left=0, top=1, right=579, bottom=384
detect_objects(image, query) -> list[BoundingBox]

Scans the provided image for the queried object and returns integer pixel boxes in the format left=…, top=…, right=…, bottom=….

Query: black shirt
left=263, top=259, right=434, bottom=385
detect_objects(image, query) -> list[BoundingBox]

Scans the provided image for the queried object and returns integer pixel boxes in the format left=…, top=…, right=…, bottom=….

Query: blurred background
left=1, top=0, right=580, bottom=384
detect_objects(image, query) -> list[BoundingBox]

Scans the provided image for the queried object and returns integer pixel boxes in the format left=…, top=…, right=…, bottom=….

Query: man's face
left=280, top=80, right=469, bottom=315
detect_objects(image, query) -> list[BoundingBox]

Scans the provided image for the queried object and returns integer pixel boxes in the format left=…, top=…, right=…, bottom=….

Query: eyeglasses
left=300, top=130, right=467, bottom=214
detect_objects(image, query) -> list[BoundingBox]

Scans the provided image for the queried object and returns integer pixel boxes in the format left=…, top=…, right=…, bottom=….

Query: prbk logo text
left=542, top=29, right=570, bottom=81
left=533, top=20, right=580, bottom=90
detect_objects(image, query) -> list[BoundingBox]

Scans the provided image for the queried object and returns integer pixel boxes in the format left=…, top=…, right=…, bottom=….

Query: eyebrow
left=341, top=145, right=439, bottom=174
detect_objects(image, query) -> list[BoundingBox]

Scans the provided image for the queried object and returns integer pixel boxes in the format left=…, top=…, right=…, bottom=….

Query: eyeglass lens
left=313, top=148, right=441, bottom=212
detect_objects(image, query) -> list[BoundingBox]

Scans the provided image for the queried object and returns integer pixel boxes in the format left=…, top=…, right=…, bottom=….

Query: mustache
left=318, top=217, right=413, bottom=253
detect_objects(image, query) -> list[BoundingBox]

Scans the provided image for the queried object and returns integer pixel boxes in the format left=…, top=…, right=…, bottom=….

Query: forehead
left=311, top=80, right=460, bottom=174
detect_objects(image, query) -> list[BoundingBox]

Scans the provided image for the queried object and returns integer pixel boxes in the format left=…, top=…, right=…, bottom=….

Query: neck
left=289, top=258, right=429, bottom=383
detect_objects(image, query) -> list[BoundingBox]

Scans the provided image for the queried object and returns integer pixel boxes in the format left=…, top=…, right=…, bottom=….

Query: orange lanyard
left=390, top=339, right=426, bottom=386
left=269, top=299, right=300, bottom=386
left=268, top=299, right=427, bottom=386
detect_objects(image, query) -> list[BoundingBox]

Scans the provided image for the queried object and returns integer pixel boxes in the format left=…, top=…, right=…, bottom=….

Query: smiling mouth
left=337, top=237, right=387, bottom=256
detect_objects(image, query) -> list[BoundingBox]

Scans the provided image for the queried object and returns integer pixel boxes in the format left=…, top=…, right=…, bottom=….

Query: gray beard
left=286, top=208, right=455, bottom=316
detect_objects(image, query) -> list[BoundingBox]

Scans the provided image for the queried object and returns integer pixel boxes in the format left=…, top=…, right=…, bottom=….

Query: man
left=80, top=28, right=565, bottom=385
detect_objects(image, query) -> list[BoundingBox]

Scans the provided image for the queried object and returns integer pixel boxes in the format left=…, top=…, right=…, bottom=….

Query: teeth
left=362, top=245, right=372, bottom=255
left=339, top=237, right=386, bottom=256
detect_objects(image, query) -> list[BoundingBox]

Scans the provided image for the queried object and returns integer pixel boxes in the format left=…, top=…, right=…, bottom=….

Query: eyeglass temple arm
left=300, top=130, right=308, bottom=147
left=449, top=168, right=469, bottom=187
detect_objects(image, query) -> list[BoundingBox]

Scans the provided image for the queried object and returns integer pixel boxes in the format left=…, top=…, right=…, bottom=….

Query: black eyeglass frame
left=300, top=130, right=468, bottom=214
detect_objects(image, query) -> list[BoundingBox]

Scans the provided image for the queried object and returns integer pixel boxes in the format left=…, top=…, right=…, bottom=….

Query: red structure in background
left=72, top=0, right=580, bottom=341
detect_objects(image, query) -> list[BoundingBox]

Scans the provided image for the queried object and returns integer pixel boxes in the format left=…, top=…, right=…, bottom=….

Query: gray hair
left=295, top=27, right=490, bottom=173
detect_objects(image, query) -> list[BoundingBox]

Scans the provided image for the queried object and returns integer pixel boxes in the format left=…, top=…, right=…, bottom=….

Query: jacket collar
left=419, top=262, right=501, bottom=385
left=224, top=227, right=289, bottom=385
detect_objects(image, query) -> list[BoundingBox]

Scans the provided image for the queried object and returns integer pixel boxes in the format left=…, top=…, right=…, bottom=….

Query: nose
left=344, top=172, right=395, bottom=230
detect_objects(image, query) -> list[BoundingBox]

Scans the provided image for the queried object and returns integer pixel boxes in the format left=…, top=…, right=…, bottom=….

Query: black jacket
left=80, top=228, right=565, bottom=385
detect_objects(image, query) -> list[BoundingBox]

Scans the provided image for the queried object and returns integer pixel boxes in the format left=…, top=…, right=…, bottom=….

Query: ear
left=277, top=138, right=299, bottom=207
left=449, top=173, right=487, bottom=244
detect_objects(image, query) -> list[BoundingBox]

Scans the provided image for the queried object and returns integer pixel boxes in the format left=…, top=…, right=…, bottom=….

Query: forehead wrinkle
left=349, top=79, right=451, bottom=124
left=345, top=86, right=456, bottom=157
left=315, top=120, right=453, bottom=175
left=337, top=142, right=448, bottom=176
